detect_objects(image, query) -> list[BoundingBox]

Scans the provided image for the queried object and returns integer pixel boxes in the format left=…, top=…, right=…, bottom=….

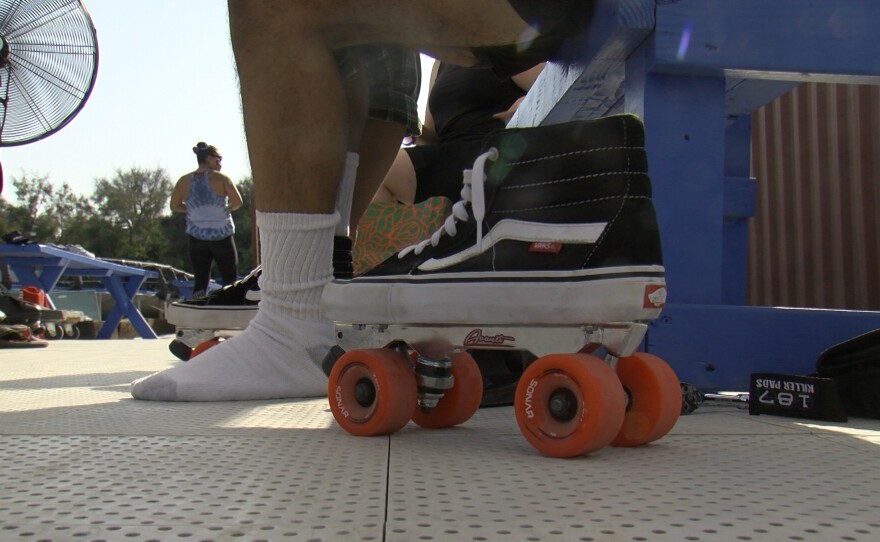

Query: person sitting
left=377, top=61, right=544, bottom=205
left=352, top=60, right=543, bottom=274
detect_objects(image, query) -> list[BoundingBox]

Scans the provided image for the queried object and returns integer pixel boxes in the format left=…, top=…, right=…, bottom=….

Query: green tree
left=50, top=182, right=95, bottom=243
left=3, top=173, right=93, bottom=243
left=232, top=175, right=255, bottom=273
left=2, top=169, right=254, bottom=279
left=0, top=194, right=30, bottom=237
left=92, top=166, right=172, bottom=260
left=157, top=212, right=188, bottom=270
left=10, top=173, right=57, bottom=239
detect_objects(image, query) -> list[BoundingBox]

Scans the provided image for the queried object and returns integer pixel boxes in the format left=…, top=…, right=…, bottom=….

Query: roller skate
left=165, top=266, right=261, bottom=360
left=321, top=114, right=681, bottom=458
left=166, top=235, right=361, bottom=360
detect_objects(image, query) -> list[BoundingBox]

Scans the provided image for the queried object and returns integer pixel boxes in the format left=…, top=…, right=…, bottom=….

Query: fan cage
left=0, top=0, right=99, bottom=146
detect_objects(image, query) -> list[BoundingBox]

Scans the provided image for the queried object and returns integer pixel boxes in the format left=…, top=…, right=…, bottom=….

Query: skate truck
left=168, top=325, right=244, bottom=361
left=320, top=115, right=682, bottom=458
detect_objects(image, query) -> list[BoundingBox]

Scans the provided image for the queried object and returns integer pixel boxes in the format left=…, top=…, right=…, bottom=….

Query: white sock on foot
left=131, top=211, right=339, bottom=401
left=334, top=152, right=359, bottom=237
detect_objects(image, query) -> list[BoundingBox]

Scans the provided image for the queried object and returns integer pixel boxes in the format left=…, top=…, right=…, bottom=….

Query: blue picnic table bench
left=510, top=0, right=880, bottom=391
left=0, top=243, right=159, bottom=339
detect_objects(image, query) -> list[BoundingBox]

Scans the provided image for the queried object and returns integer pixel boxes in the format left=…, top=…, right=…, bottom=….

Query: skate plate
left=331, top=322, right=648, bottom=360
left=165, top=304, right=256, bottom=331
left=325, top=320, right=682, bottom=458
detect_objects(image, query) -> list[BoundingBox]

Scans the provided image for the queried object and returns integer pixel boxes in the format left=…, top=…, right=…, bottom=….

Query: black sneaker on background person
left=165, top=266, right=262, bottom=330
left=322, top=114, right=667, bottom=327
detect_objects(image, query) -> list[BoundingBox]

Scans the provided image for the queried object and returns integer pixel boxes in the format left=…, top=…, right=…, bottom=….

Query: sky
left=0, top=0, right=431, bottom=206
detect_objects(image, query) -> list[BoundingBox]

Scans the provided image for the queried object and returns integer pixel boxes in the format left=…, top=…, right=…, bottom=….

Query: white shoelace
left=399, top=148, right=499, bottom=258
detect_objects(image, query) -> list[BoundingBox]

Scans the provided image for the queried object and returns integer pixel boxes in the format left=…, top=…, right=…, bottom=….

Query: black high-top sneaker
left=165, top=266, right=262, bottom=330
left=322, top=114, right=667, bottom=325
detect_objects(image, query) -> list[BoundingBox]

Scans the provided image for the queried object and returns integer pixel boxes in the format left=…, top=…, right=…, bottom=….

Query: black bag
left=813, top=329, right=880, bottom=419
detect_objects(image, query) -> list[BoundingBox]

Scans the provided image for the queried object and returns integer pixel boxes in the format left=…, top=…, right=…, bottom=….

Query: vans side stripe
left=418, top=220, right=607, bottom=272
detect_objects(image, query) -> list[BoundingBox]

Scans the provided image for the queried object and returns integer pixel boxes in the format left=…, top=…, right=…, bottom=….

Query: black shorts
left=406, top=140, right=486, bottom=203
left=472, top=0, right=596, bottom=77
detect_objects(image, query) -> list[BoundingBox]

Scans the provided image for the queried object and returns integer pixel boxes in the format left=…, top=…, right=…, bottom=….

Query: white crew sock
left=131, top=211, right=339, bottom=401
left=334, top=152, right=359, bottom=237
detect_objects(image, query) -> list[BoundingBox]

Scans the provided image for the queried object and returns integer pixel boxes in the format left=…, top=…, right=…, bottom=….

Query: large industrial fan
left=0, top=0, right=98, bottom=192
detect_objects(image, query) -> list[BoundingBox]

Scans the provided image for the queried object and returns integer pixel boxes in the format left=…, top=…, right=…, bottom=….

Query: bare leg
left=228, top=0, right=529, bottom=214
left=372, top=148, right=417, bottom=204
left=337, top=52, right=410, bottom=232
left=351, top=119, right=408, bottom=225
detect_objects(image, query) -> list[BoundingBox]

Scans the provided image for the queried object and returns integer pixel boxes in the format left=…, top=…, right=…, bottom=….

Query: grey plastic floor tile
left=2, top=340, right=879, bottom=541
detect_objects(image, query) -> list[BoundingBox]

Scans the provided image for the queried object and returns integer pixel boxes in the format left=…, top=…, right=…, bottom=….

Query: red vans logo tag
left=644, top=284, right=667, bottom=308
left=529, top=242, right=562, bottom=254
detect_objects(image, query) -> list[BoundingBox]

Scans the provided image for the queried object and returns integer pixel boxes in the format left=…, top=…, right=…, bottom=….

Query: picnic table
left=0, top=243, right=159, bottom=339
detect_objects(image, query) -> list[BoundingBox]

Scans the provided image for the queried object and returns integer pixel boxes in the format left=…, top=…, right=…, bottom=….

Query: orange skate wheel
left=514, top=354, right=625, bottom=458
left=191, top=337, right=223, bottom=358
left=612, top=352, right=681, bottom=447
left=328, top=348, right=417, bottom=437
left=411, top=351, right=483, bottom=429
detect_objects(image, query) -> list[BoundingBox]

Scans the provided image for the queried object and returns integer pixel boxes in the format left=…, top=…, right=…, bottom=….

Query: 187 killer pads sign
left=749, top=373, right=847, bottom=422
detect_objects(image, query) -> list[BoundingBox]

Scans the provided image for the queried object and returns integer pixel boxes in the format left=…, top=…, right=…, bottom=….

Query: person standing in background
left=169, top=142, right=243, bottom=298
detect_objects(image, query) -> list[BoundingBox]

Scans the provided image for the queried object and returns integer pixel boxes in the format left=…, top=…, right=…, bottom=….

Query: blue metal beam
left=653, top=0, right=880, bottom=83
left=627, top=38, right=728, bottom=304
left=649, top=304, right=880, bottom=392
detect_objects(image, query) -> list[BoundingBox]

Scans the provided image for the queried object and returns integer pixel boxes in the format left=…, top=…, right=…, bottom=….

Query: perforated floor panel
left=2, top=340, right=879, bottom=541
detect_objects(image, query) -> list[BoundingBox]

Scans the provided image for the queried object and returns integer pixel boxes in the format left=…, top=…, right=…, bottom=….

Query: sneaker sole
left=322, top=265, right=666, bottom=325
left=165, top=304, right=257, bottom=330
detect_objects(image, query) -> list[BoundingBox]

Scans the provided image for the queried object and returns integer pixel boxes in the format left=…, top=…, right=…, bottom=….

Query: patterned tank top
left=185, top=170, right=234, bottom=241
